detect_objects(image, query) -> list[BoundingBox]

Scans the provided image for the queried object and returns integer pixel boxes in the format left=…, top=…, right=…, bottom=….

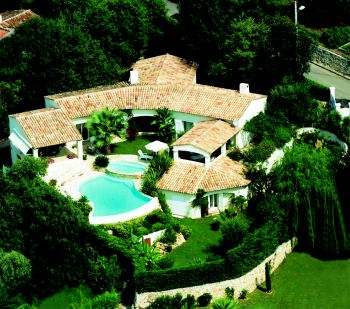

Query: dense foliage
left=321, top=26, right=350, bottom=49
left=177, top=0, right=315, bottom=92
left=0, top=157, right=131, bottom=301
left=0, top=0, right=172, bottom=140
left=270, top=144, right=348, bottom=256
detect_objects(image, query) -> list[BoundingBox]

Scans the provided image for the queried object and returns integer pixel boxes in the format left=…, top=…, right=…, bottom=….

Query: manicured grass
left=168, top=216, right=221, bottom=268
left=237, top=252, right=350, bottom=308
left=111, top=136, right=154, bottom=155
left=38, top=286, right=92, bottom=309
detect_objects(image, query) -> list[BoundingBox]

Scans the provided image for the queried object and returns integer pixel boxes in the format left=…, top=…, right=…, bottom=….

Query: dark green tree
left=0, top=157, right=128, bottom=297
left=271, top=144, right=348, bottom=256
left=265, top=262, right=272, bottom=293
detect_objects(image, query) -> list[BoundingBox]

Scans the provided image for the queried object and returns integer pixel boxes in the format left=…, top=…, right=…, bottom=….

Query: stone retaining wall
left=312, top=46, right=350, bottom=78
left=136, top=237, right=297, bottom=308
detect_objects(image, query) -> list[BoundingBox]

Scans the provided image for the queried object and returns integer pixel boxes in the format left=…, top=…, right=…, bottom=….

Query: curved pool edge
left=106, top=161, right=147, bottom=178
left=88, top=196, right=159, bottom=224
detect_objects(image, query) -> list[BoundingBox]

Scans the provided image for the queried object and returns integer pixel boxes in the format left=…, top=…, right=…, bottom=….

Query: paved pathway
left=305, top=63, right=350, bottom=100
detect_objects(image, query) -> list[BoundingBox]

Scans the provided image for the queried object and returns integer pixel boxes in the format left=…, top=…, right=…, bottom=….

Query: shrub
left=157, top=191, right=172, bottom=215
left=141, top=168, right=158, bottom=196
left=157, top=255, right=174, bottom=269
left=48, top=179, right=57, bottom=187
left=197, top=293, right=212, bottom=307
left=94, top=155, right=109, bottom=168
left=321, top=26, right=350, bottom=49
left=180, top=225, right=192, bottom=240
left=74, top=196, right=92, bottom=219
left=225, top=287, right=235, bottom=299
left=151, top=222, right=165, bottom=232
left=146, top=293, right=182, bottom=309
left=87, top=255, right=123, bottom=294
left=305, top=78, right=329, bottom=101
left=88, top=291, right=120, bottom=309
left=136, top=226, right=149, bottom=236
left=273, top=126, right=292, bottom=148
left=160, top=226, right=177, bottom=245
left=244, top=138, right=276, bottom=164
left=181, top=294, right=196, bottom=309
left=239, top=289, right=248, bottom=299
left=144, top=209, right=169, bottom=227
left=227, top=147, right=244, bottom=161
left=86, top=143, right=98, bottom=155
left=210, top=220, right=220, bottom=231
left=210, top=297, right=236, bottom=309
left=220, top=214, right=250, bottom=250
left=149, top=152, right=173, bottom=177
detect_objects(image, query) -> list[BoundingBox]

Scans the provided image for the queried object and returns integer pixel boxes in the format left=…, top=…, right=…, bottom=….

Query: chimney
left=129, top=70, right=139, bottom=84
left=239, top=83, right=249, bottom=94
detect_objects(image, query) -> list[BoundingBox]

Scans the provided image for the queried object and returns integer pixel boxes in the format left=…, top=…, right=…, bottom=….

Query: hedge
left=135, top=221, right=288, bottom=292
left=305, top=78, right=329, bottom=101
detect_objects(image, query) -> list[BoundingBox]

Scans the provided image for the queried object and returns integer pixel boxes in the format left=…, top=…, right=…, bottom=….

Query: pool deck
left=42, top=155, right=159, bottom=224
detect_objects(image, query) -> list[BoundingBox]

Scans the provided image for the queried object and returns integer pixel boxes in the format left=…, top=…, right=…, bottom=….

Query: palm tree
left=151, top=108, right=175, bottom=143
left=86, top=108, right=128, bottom=154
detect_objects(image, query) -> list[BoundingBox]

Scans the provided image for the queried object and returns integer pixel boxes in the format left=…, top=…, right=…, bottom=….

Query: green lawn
left=238, top=252, right=350, bottom=308
left=111, top=135, right=154, bottom=155
left=38, top=286, right=92, bottom=309
left=168, top=216, right=221, bottom=268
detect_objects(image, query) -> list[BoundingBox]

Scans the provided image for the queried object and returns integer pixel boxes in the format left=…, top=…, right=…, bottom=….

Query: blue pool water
left=79, top=175, right=151, bottom=217
left=107, top=161, right=146, bottom=174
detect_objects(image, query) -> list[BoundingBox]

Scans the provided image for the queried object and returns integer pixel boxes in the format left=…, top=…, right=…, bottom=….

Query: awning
left=9, top=132, right=32, bottom=154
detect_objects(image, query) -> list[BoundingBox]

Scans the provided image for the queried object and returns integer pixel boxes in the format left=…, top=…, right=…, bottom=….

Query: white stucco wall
left=162, top=186, right=249, bottom=219
left=44, top=97, right=59, bottom=109
left=161, top=190, right=200, bottom=218
left=235, top=130, right=252, bottom=149
left=8, top=117, right=33, bottom=163
left=237, top=97, right=266, bottom=128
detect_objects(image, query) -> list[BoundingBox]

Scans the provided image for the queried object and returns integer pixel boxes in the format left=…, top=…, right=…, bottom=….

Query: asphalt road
left=305, top=63, right=350, bottom=100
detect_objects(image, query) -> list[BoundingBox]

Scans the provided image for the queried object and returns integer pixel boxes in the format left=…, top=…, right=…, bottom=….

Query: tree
left=271, top=144, right=348, bottom=256
left=265, top=262, right=272, bottom=293
left=0, top=157, right=128, bottom=297
left=192, top=189, right=209, bottom=217
left=151, top=108, right=175, bottom=143
left=86, top=108, right=128, bottom=154
left=0, top=251, right=32, bottom=296
left=267, top=78, right=319, bottom=126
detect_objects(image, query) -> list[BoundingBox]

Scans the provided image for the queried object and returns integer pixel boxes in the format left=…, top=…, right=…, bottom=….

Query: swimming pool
left=107, top=161, right=146, bottom=176
left=79, top=174, right=155, bottom=223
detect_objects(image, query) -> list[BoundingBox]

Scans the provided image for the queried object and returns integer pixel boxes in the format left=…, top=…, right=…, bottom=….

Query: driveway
left=305, top=63, right=350, bottom=100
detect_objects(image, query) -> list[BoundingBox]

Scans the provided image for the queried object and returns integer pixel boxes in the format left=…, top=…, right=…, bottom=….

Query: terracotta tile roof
left=132, top=54, right=198, bottom=85
left=47, top=83, right=265, bottom=121
left=9, top=108, right=82, bottom=148
left=172, top=120, right=240, bottom=153
left=157, top=156, right=250, bottom=194
left=0, top=28, right=10, bottom=39
left=0, top=10, right=37, bottom=29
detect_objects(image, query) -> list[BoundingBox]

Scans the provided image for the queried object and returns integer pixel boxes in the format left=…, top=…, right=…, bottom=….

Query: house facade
left=8, top=53, right=267, bottom=218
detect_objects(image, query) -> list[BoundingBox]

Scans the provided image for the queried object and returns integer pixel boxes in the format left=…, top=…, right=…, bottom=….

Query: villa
left=8, top=53, right=267, bottom=219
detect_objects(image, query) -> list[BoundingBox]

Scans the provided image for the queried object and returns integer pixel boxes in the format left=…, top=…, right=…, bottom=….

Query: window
left=184, top=121, right=194, bottom=132
left=209, top=194, right=219, bottom=208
